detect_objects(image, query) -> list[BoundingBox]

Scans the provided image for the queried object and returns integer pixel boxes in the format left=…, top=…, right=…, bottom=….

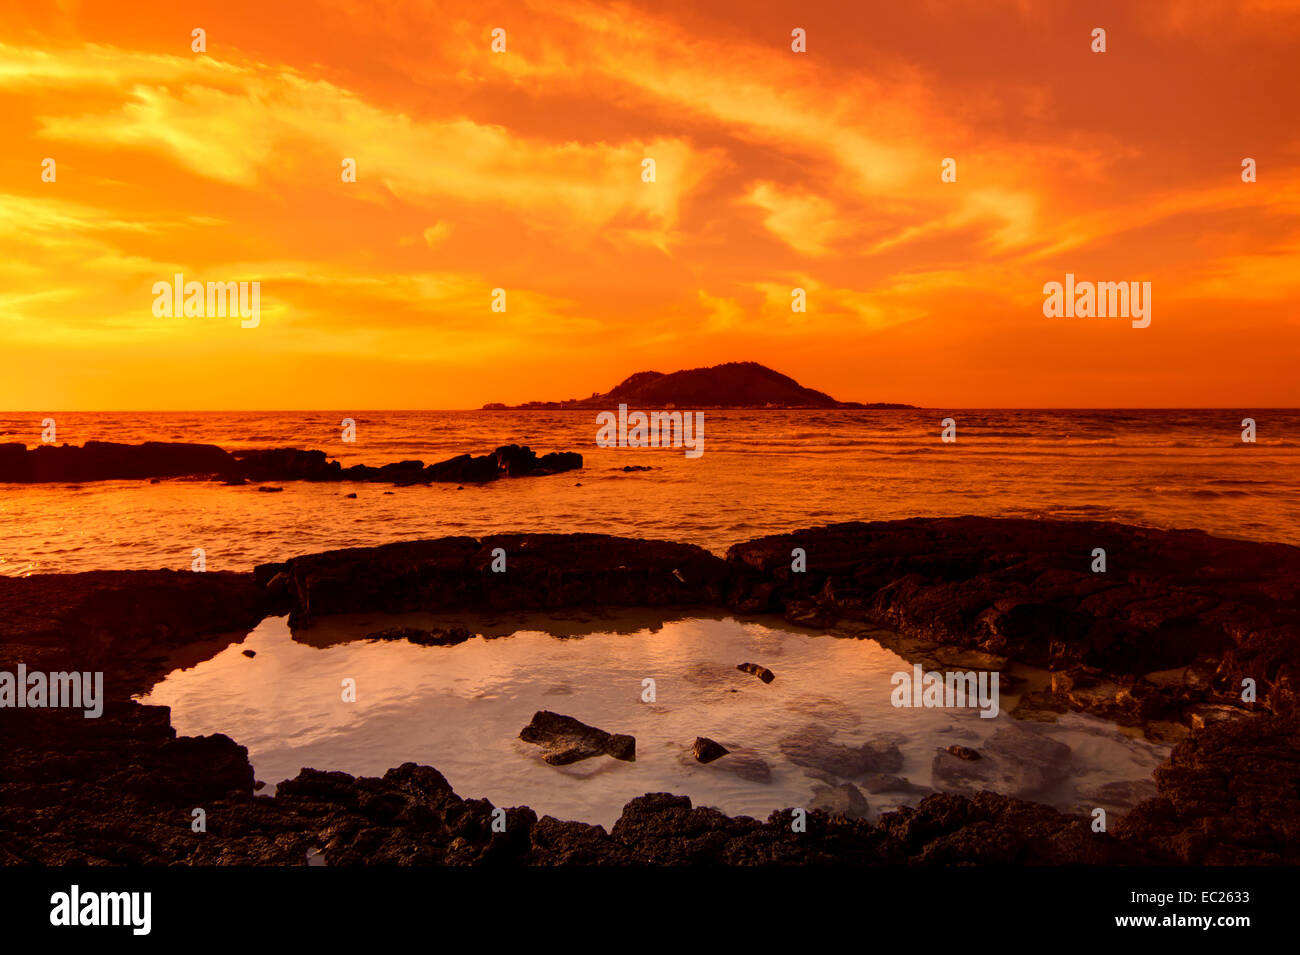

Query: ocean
left=2, top=409, right=1297, bottom=576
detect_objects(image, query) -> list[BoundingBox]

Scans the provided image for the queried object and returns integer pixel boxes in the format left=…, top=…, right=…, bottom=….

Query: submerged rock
left=932, top=724, right=1070, bottom=800
left=809, top=782, right=871, bottom=820
left=679, top=744, right=772, bottom=783
left=779, top=726, right=904, bottom=778
left=519, top=711, right=636, bottom=765
left=861, top=774, right=933, bottom=796
left=714, top=752, right=773, bottom=784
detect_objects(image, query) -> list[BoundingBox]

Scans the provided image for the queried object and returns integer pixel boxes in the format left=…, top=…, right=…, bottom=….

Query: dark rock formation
left=366, top=626, right=476, bottom=647
left=235, top=443, right=582, bottom=485
left=728, top=517, right=1300, bottom=719
left=1114, top=714, right=1300, bottom=864
left=3, top=518, right=1299, bottom=866
left=483, top=360, right=913, bottom=410
left=0, top=570, right=267, bottom=698
left=0, top=440, right=235, bottom=482
left=259, top=533, right=730, bottom=625
left=691, top=737, right=729, bottom=763
left=519, top=711, right=636, bottom=765
left=235, top=448, right=338, bottom=482
left=0, top=441, right=582, bottom=485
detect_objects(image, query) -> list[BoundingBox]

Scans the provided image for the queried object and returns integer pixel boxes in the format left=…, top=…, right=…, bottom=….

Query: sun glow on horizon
left=1, top=0, right=1299, bottom=409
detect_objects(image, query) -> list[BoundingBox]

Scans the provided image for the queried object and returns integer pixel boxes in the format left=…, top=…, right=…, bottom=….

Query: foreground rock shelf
left=1, top=517, right=1298, bottom=865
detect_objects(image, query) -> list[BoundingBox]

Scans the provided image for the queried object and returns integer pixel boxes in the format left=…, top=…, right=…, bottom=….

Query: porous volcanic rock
left=728, top=517, right=1300, bottom=718
left=4, top=519, right=1300, bottom=866
left=259, top=533, right=730, bottom=625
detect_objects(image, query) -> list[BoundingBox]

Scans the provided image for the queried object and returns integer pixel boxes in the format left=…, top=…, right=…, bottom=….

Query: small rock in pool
left=345, top=492, right=357, bottom=498
left=520, top=710, right=636, bottom=765
left=692, top=736, right=730, bottom=763
left=257, top=486, right=284, bottom=493
left=242, top=649, right=256, bottom=658
left=946, top=745, right=981, bottom=761
left=383, top=491, right=394, bottom=495
left=737, top=662, right=775, bottom=683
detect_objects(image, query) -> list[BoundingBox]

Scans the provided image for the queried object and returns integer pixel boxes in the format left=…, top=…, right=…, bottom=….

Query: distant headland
left=481, top=361, right=914, bottom=410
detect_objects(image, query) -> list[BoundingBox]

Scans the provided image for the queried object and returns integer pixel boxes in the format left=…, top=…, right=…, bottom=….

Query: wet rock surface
left=519, top=711, right=636, bottom=765
left=3, top=518, right=1299, bottom=865
left=779, top=725, right=904, bottom=779
left=691, top=737, right=729, bottom=763
left=736, top=662, right=775, bottom=683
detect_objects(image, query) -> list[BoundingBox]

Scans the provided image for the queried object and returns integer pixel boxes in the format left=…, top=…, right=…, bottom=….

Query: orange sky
left=1, top=0, right=1298, bottom=409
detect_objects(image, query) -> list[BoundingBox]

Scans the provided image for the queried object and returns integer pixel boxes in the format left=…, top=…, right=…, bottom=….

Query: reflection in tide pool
left=139, top=612, right=1170, bottom=829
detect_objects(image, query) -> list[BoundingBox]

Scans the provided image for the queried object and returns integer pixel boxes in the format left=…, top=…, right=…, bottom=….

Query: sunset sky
left=1, top=0, right=1298, bottom=409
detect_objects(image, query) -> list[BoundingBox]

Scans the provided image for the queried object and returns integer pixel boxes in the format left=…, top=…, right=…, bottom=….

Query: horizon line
left=3, top=407, right=1299, bottom=414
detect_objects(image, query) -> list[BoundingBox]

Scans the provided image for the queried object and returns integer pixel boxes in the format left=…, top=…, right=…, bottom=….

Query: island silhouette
left=482, top=361, right=914, bottom=410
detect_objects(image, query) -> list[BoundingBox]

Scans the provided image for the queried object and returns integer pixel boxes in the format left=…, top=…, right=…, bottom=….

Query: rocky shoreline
left=2, top=517, right=1297, bottom=865
left=0, top=440, right=582, bottom=485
